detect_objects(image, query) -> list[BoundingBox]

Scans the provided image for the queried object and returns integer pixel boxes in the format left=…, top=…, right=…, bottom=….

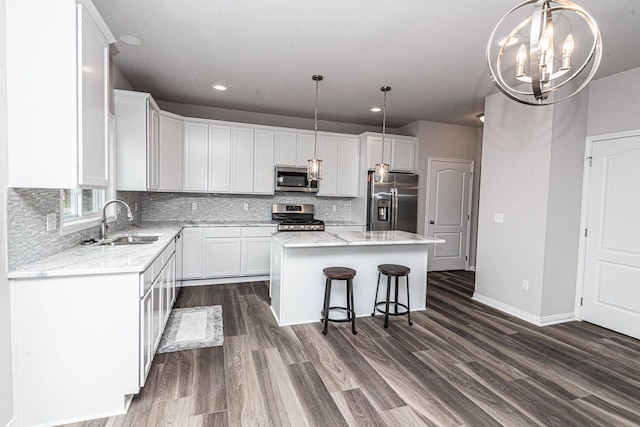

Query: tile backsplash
left=7, top=189, right=352, bottom=270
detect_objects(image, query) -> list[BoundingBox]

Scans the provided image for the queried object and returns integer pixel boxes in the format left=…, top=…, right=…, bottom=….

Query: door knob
left=429, top=220, right=435, bottom=224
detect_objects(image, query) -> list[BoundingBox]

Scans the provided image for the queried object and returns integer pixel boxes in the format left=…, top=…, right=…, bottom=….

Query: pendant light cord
left=313, top=78, right=319, bottom=159
left=382, top=89, right=387, bottom=146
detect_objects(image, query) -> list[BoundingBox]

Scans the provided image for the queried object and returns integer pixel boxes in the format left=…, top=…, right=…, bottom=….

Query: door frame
left=425, top=157, right=474, bottom=271
left=575, top=129, right=640, bottom=319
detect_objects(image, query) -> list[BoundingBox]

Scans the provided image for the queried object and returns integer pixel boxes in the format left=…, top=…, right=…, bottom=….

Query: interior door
left=427, top=159, right=473, bottom=271
left=581, top=133, right=640, bottom=339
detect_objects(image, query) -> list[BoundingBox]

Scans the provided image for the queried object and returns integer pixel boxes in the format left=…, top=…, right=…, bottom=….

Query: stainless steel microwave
left=275, top=166, right=319, bottom=193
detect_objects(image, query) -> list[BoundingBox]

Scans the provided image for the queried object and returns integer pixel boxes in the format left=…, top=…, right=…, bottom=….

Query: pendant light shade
left=374, top=86, right=391, bottom=183
left=307, top=75, right=323, bottom=181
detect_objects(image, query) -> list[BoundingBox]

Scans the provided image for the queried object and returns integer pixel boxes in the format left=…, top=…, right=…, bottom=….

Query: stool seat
left=323, top=267, right=357, bottom=280
left=378, top=264, right=410, bottom=276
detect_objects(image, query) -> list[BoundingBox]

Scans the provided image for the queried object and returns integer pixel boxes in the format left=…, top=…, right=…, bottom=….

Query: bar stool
left=371, top=264, right=412, bottom=328
left=321, top=267, right=357, bottom=335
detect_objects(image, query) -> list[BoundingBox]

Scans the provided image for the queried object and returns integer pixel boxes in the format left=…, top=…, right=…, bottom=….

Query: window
left=62, top=189, right=105, bottom=222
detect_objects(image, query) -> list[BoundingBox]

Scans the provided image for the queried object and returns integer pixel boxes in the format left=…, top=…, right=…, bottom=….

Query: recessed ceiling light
left=119, top=35, right=141, bottom=46
left=212, top=84, right=227, bottom=91
left=370, top=107, right=381, bottom=112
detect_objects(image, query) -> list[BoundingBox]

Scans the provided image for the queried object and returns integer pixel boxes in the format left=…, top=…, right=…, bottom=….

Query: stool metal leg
left=348, top=278, right=357, bottom=335
left=322, top=278, right=332, bottom=335
left=346, top=279, right=352, bottom=322
left=384, top=274, right=392, bottom=328
left=372, top=272, right=381, bottom=316
left=394, top=276, right=400, bottom=314
left=406, top=275, right=412, bottom=326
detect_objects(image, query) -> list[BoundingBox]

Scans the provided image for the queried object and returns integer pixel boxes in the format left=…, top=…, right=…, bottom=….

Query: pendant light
left=487, top=0, right=602, bottom=105
left=307, top=75, right=323, bottom=182
left=374, top=86, right=391, bottom=183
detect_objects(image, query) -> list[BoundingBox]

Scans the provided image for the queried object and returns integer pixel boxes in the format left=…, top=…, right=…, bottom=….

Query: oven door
left=275, top=166, right=319, bottom=192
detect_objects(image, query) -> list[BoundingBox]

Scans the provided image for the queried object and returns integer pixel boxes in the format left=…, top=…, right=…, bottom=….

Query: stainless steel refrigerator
left=366, top=171, right=419, bottom=233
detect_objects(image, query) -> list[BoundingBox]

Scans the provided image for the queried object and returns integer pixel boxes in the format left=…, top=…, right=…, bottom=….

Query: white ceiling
left=93, top=0, right=640, bottom=128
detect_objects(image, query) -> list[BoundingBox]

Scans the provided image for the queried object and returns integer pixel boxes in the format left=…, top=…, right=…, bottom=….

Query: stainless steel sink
left=97, top=235, right=160, bottom=246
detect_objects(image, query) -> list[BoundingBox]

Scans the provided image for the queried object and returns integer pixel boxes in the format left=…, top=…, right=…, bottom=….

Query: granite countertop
left=272, top=230, right=444, bottom=248
left=322, top=221, right=366, bottom=226
left=8, top=221, right=279, bottom=279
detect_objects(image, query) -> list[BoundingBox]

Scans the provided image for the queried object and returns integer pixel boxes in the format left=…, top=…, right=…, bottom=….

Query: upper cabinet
left=274, top=131, right=315, bottom=167
left=317, top=136, right=360, bottom=197
left=158, top=112, right=184, bottom=191
left=363, top=133, right=416, bottom=173
left=115, top=90, right=161, bottom=191
left=6, top=0, right=115, bottom=189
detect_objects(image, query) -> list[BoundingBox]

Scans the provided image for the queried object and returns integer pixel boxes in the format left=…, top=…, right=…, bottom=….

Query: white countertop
left=272, top=230, right=444, bottom=248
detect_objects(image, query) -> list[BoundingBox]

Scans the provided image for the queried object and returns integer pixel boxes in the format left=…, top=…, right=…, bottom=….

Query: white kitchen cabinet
left=209, top=125, right=232, bottom=192
left=139, top=280, right=154, bottom=387
left=114, top=90, right=161, bottom=191
left=274, top=130, right=315, bottom=168
left=241, top=227, right=276, bottom=275
left=317, top=135, right=360, bottom=197
left=181, top=228, right=204, bottom=279
left=231, top=127, right=255, bottom=193
left=204, top=228, right=242, bottom=277
left=6, top=0, right=115, bottom=189
left=158, top=112, right=184, bottom=191
left=183, top=121, right=209, bottom=192
left=363, top=133, right=416, bottom=173
left=254, top=129, right=276, bottom=194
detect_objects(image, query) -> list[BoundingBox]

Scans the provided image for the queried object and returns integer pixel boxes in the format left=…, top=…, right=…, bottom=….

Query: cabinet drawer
left=242, top=226, right=277, bottom=238
left=203, top=227, right=242, bottom=238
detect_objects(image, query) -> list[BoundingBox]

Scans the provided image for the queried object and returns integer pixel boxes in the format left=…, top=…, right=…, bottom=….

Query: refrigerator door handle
left=391, top=187, right=398, bottom=230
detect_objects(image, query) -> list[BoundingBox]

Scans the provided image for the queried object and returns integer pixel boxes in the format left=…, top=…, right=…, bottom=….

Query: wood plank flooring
left=67, top=271, right=640, bottom=426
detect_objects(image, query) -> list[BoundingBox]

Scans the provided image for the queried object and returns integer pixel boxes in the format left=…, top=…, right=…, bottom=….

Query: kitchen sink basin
left=97, top=235, right=161, bottom=246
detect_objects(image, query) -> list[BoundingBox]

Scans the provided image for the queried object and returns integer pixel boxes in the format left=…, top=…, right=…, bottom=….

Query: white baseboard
left=472, top=293, right=575, bottom=327
left=5, top=417, right=16, bottom=427
left=179, top=275, right=269, bottom=287
left=467, top=265, right=476, bottom=272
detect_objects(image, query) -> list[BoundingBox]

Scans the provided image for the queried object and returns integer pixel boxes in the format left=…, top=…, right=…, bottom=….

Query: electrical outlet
left=46, top=213, right=57, bottom=231
left=494, top=213, right=504, bottom=223
left=522, top=280, right=529, bottom=291
left=191, top=202, right=198, bottom=211
left=332, top=205, right=337, bottom=212
left=243, top=203, right=249, bottom=211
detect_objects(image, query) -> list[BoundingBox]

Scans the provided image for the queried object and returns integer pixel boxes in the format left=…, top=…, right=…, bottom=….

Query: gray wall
left=587, top=67, right=640, bottom=136
left=397, top=120, right=482, bottom=269
left=0, top=0, right=13, bottom=423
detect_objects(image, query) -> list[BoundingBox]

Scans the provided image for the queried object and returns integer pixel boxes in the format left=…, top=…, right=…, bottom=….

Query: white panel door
left=158, top=114, right=184, bottom=191
left=242, top=238, right=272, bottom=275
left=297, top=133, right=316, bottom=167
left=275, top=131, right=297, bottom=166
left=390, top=137, right=415, bottom=173
left=254, top=129, right=275, bottom=194
left=337, top=137, right=359, bottom=197
left=209, top=124, right=231, bottom=192
left=204, top=238, right=242, bottom=277
left=317, top=135, right=339, bottom=196
left=427, top=159, right=473, bottom=271
left=581, top=134, right=640, bottom=339
left=147, top=105, right=160, bottom=190
left=231, top=127, right=255, bottom=193
left=181, top=228, right=204, bottom=279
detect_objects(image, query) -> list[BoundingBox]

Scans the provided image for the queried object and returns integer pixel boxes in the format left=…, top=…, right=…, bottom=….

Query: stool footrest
left=373, top=301, right=409, bottom=316
left=322, top=306, right=354, bottom=323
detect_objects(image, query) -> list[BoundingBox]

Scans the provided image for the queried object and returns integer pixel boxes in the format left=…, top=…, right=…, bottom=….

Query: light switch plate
left=46, top=213, right=57, bottom=231
left=243, top=203, right=248, bottom=211
left=191, top=202, right=198, bottom=211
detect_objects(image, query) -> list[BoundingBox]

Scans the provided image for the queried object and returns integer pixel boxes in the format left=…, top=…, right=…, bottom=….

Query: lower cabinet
left=180, top=226, right=276, bottom=281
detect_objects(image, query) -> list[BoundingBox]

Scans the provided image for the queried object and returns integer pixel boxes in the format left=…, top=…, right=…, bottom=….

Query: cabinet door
left=254, top=129, right=275, bottom=194
left=390, top=137, right=416, bottom=172
left=166, top=255, right=176, bottom=308
left=366, top=136, right=384, bottom=170
left=204, top=238, right=242, bottom=277
left=231, top=127, right=255, bottom=193
left=317, top=135, right=339, bottom=196
left=158, top=114, right=184, bottom=191
left=77, top=4, right=110, bottom=188
left=147, top=105, right=160, bottom=190
left=184, top=121, right=209, bottom=191
left=181, top=228, right=204, bottom=279
left=139, top=285, right=153, bottom=387
left=275, top=131, right=297, bottom=166
left=242, top=237, right=272, bottom=275
left=151, top=274, right=163, bottom=350
left=337, top=137, right=359, bottom=196
left=209, top=125, right=231, bottom=192
left=297, top=133, right=316, bottom=167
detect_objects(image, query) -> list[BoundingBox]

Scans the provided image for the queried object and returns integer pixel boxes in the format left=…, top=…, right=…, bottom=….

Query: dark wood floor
left=68, top=271, right=640, bottom=426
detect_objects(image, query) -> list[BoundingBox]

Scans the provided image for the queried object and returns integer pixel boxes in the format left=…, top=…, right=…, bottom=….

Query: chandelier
left=374, top=86, right=391, bottom=183
left=307, top=75, right=323, bottom=182
left=487, top=0, right=602, bottom=106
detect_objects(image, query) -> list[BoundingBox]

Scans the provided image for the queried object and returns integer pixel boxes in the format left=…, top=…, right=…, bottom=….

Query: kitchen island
left=270, top=230, right=443, bottom=326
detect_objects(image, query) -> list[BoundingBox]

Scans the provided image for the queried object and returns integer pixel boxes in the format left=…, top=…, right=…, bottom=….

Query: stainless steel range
left=272, top=204, right=325, bottom=231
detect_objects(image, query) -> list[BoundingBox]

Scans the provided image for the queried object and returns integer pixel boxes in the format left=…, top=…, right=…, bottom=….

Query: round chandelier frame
left=487, top=0, right=602, bottom=106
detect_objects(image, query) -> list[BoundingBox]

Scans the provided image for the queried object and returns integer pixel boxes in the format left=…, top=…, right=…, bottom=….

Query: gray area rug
left=157, top=305, right=223, bottom=353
